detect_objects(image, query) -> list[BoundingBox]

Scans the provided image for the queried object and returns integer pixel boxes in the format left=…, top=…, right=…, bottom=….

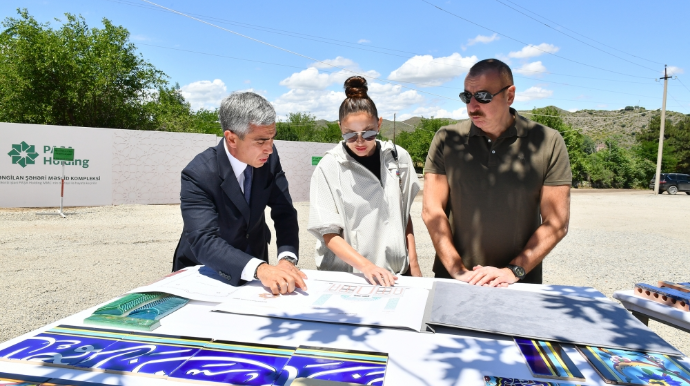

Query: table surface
left=613, top=289, right=690, bottom=331
left=1, top=272, right=688, bottom=386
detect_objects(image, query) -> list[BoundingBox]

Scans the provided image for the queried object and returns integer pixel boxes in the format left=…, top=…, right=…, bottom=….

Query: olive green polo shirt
left=424, top=109, right=572, bottom=284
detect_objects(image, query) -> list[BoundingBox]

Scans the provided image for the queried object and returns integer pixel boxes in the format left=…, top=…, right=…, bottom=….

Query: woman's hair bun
left=344, top=76, right=368, bottom=99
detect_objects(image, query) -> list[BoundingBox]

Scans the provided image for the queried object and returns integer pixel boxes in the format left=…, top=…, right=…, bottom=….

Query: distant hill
left=314, top=107, right=689, bottom=147
left=516, top=107, right=687, bottom=147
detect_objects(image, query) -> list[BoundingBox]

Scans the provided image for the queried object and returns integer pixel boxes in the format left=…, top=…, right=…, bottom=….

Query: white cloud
left=179, top=79, right=227, bottom=110
left=281, top=57, right=380, bottom=90
left=399, top=106, right=468, bottom=120
left=234, top=88, right=267, bottom=96
left=279, top=67, right=380, bottom=90
left=368, top=83, right=425, bottom=117
left=515, top=86, right=553, bottom=102
left=312, top=56, right=357, bottom=70
left=514, top=61, right=547, bottom=76
left=667, top=66, right=684, bottom=76
left=388, top=53, right=478, bottom=87
left=466, top=33, right=499, bottom=46
left=568, top=108, right=578, bottom=112
left=508, top=43, right=559, bottom=59
left=271, top=82, right=424, bottom=121
left=272, top=89, right=345, bottom=120
left=358, top=39, right=371, bottom=44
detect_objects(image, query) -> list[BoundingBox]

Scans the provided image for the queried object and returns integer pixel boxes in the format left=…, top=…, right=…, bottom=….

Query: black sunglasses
left=342, top=130, right=378, bottom=143
left=459, top=85, right=512, bottom=104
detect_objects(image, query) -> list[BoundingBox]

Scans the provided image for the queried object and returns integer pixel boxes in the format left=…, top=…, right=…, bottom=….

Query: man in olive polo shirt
left=422, top=59, right=571, bottom=285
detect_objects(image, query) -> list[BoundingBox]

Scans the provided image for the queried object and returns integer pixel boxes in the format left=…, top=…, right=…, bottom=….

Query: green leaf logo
left=8, top=141, right=40, bottom=168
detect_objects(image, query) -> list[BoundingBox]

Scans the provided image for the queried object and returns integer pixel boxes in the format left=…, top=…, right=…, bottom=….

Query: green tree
left=146, top=84, right=221, bottom=135
left=0, top=9, right=166, bottom=129
left=312, top=122, right=343, bottom=143
left=275, top=112, right=318, bottom=142
left=395, top=117, right=450, bottom=169
left=670, top=117, right=690, bottom=173
left=635, top=115, right=679, bottom=177
left=530, top=107, right=588, bottom=183
left=586, top=137, right=654, bottom=188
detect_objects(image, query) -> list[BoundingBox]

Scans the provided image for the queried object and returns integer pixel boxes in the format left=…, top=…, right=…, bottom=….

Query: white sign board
left=0, top=123, right=113, bottom=207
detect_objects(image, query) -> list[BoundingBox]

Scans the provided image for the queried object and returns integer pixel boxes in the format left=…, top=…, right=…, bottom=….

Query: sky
left=3, top=0, right=690, bottom=121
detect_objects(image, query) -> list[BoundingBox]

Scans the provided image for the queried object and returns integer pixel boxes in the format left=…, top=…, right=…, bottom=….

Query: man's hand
left=452, top=269, right=478, bottom=283
left=277, top=258, right=308, bottom=280
left=256, top=262, right=308, bottom=295
left=468, top=265, right=517, bottom=287
left=361, top=263, right=397, bottom=287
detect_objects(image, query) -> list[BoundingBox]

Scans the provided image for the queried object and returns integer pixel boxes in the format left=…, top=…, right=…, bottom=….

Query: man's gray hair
left=218, top=92, right=276, bottom=138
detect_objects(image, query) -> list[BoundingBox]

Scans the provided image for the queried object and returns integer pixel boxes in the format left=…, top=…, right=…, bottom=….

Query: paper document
left=212, top=279, right=430, bottom=332
left=127, top=265, right=241, bottom=303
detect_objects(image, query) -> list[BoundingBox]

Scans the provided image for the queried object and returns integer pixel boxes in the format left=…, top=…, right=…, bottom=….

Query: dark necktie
left=243, top=166, right=253, bottom=204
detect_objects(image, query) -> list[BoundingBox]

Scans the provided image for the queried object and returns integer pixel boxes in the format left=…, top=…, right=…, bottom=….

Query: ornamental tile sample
left=40, top=380, right=109, bottom=386
left=168, top=340, right=294, bottom=385
left=514, top=338, right=584, bottom=381
left=0, top=371, right=50, bottom=385
left=272, top=346, right=388, bottom=386
left=577, top=346, right=690, bottom=385
left=72, top=332, right=211, bottom=378
left=0, top=325, right=127, bottom=368
left=483, top=376, right=581, bottom=386
left=633, top=283, right=690, bottom=312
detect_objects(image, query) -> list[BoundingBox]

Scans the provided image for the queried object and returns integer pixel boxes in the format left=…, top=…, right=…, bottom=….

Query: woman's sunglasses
left=342, top=130, right=378, bottom=143
left=459, top=85, right=512, bottom=104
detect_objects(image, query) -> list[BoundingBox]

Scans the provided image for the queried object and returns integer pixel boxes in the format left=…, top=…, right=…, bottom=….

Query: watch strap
left=254, top=262, right=267, bottom=280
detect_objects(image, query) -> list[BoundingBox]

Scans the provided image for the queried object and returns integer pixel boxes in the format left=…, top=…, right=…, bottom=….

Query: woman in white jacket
left=307, top=76, right=421, bottom=286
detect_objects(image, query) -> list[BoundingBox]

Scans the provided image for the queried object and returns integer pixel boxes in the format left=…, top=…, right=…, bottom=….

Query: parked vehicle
left=649, top=173, right=690, bottom=195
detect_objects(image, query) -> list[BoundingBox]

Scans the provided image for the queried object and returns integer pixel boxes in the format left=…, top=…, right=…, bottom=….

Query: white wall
left=1, top=122, right=335, bottom=207
left=274, top=140, right=335, bottom=203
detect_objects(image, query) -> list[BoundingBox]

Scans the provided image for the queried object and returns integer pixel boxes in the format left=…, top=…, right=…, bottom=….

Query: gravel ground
left=1, top=189, right=689, bottom=355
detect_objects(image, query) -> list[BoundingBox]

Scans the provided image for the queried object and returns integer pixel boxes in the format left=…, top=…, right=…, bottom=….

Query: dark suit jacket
left=173, top=139, right=299, bottom=286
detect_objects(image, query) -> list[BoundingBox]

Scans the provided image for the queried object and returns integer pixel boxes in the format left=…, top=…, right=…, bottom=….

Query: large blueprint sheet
left=429, top=282, right=680, bottom=356
left=213, top=280, right=430, bottom=331
left=127, top=265, right=240, bottom=303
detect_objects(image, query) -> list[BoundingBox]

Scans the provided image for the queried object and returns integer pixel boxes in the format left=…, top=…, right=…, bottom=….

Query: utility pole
left=653, top=65, right=671, bottom=195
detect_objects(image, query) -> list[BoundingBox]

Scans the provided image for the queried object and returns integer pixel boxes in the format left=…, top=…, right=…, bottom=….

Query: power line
left=102, top=0, right=658, bottom=85
left=139, top=41, right=664, bottom=104
left=137, top=0, right=463, bottom=103
left=127, top=1, right=679, bottom=114
left=676, top=76, right=690, bottom=97
left=420, top=0, right=653, bottom=79
left=137, top=43, right=307, bottom=70
left=498, top=0, right=664, bottom=66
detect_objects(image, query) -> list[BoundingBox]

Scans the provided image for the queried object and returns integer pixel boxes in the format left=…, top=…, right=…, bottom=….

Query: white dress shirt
left=223, top=140, right=297, bottom=281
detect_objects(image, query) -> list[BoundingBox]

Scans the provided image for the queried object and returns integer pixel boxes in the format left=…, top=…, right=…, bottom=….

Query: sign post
left=38, top=147, right=74, bottom=217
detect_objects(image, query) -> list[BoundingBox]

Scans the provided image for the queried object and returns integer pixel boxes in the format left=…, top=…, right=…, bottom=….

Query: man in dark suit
left=173, top=91, right=307, bottom=295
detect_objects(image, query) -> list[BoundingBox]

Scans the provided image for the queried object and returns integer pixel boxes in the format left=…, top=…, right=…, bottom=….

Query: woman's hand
left=361, top=263, right=397, bottom=287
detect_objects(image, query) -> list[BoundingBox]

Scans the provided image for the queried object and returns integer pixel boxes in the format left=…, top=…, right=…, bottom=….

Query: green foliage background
left=3, top=9, right=689, bottom=189
left=0, top=9, right=221, bottom=135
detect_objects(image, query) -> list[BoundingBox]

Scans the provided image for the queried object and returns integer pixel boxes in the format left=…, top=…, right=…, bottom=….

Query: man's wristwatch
left=506, top=264, right=526, bottom=281
left=254, top=262, right=266, bottom=280
left=281, top=256, right=298, bottom=266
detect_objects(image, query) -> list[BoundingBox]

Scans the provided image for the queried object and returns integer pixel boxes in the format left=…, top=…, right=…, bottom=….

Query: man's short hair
left=467, top=59, right=514, bottom=86
left=219, top=92, right=276, bottom=138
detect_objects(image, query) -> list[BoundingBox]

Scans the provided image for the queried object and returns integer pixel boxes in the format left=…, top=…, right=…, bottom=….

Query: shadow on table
left=430, top=281, right=679, bottom=355
left=424, top=334, right=524, bottom=385
left=257, top=307, right=382, bottom=344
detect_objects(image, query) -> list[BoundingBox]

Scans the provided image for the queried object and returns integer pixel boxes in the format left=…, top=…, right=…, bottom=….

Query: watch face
left=514, top=266, right=526, bottom=277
